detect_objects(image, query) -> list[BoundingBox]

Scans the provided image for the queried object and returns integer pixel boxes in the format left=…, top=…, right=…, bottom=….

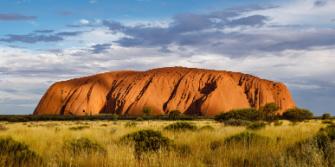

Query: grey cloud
left=314, top=0, right=327, bottom=7
left=0, top=31, right=83, bottom=43
left=34, top=29, right=54, bottom=33
left=0, top=34, right=63, bottom=43
left=102, top=6, right=335, bottom=56
left=100, top=6, right=277, bottom=55
left=102, top=21, right=125, bottom=31
left=105, top=13, right=269, bottom=49
left=229, top=15, right=269, bottom=26
left=0, top=13, right=36, bottom=21
left=55, top=31, right=83, bottom=36
left=261, top=30, right=335, bottom=52
left=91, top=43, right=112, bottom=54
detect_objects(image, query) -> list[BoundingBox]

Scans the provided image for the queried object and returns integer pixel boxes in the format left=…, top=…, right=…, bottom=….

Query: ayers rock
left=34, top=67, right=295, bottom=116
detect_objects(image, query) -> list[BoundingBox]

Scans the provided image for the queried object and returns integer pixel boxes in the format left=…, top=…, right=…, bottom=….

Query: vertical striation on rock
left=33, top=67, right=295, bottom=116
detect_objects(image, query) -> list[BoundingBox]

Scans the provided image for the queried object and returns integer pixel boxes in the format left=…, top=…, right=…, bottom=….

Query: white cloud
left=252, top=0, right=335, bottom=26
left=79, top=19, right=90, bottom=25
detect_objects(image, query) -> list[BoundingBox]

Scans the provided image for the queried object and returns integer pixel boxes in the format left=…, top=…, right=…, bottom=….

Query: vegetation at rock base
left=168, top=110, right=182, bottom=120
left=322, top=113, right=332, bottom=120
left=164, top=122, right=197, bottom=131
left=282, top=108, right=314, bottom=121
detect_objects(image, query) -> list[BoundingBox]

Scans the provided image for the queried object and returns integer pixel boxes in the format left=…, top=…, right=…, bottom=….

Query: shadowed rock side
left=33, top=67, right=295, bottom=116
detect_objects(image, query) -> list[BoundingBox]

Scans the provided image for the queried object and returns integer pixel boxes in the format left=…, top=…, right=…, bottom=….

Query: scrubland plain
left=0, top=120, right=334, bottom=167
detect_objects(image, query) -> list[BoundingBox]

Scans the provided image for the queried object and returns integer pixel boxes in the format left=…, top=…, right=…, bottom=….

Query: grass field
left=0, top=120, right=334, bottom=167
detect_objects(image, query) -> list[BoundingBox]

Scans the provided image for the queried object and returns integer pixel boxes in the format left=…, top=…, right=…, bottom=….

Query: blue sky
left=1, top=0, right=335, bottom=115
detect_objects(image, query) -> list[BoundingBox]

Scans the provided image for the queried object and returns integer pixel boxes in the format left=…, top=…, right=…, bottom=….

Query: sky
left=0, top=0, right=335, bottom=115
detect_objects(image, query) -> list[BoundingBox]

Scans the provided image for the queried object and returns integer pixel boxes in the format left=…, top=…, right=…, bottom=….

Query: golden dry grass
left=0, top=120, right=331, bottom=167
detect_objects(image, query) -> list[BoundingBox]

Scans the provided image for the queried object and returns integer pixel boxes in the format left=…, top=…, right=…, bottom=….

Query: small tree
left=121, top=130, right=171, bottom=159
left=214, top=108, right=262, bottom=121
left=282, top=108, right=313, bottom=121
left=168, top=110, right=182, bottom=120
left=322, top=113, right=331, bottom=120
left=111, top=114, right=118, bottom=121
left=143, top=107, right=152, bottom=115
left=260, top=103, right=280, bottom=121
left=142, top=106, right=152, bottom=120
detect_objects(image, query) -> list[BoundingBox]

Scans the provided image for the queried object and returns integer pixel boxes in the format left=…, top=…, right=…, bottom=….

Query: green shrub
left=223, top=119, right=252, bottom=126
left=215, top=108, right=263, bottom=121
left=69, top=125, right=90, bottom=130
left=136, top=117, right=144, bottom=121
left=286, top=131, right=335, bottom=166
left=168, top=110, right=182, bottom=120
left=0, top=137, right=40, bottom=166
left=164, top=122, right=197, bottom=131
left=273, top=120, right=283, bottom=126
left=322, top=113, right=331, bottom=120
left=282, top=108, right=313, bottom=121
left=215, top=104, right=282, bottom=122
left=224, top=132, right=269, bottom=147
left=260, top=103, right=280, bottom=121
left=320, top=125, right=335, bottom=141
left=121, top=130, right=171, bottom=158
left=322, top=120, right=334, bottom=125
left=261, top=103, right=279, bottom=113
left=199, top=125, right=215, bottom=131
left=63, top=137, right=106, bottom=155
left=111, top=114, right=118, bottom=121
left=246, top=121, right=267, bottom=130
left=143, top=107, right=152, bottom=115
left=124, top=121, right=137, bottom=128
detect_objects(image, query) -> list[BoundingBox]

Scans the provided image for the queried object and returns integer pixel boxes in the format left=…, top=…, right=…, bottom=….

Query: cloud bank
left=1, top=0, right=335, bottom=115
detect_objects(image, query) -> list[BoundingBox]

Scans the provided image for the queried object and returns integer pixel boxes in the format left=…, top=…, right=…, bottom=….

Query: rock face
left=34, top=67, right=295, bottom=116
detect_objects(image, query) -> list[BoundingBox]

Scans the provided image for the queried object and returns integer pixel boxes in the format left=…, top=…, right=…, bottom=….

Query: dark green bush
left=100, top=123, right=108, bottom=127
left=246, top=121, right=267, bottom=130
left=322, top=120, right=334, bottom=125
left=199, top=125, right=215, bottom=131
left=322, top=113, right=331, bottom=120
left=142, top=107, right=152, bottom=117
left=260, top=103, right=280, bottom=121
left=273, top=120, right=283, bottom=126
left=224, top=132, right=269, bottom=147
left=282, top=108, right=313, bottom=121
left=69, top=125, right=90, bottom=130
left=261, top=103, right=279, bottom=111
left=320, top=125, right=335, bottom=141
left=215, top=108, right=263, bottom=121
left=168, top=110, right=182, bottom=120
left=111, top=114, right=119, bottom=121
left=286, top=130, right=335, bottom=166
left=124, top=121, right=137, bottom=128
left=121, top=130, right=171, bottom=158
left=136, top=117, right=144, bottom=121
left=164, top=122, right=197, bottom=131
left=0, top=137, right=40, bottom=166
left=63, top=137, right=106, bottom=155
left=223, top=119, right=252, bottom=126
